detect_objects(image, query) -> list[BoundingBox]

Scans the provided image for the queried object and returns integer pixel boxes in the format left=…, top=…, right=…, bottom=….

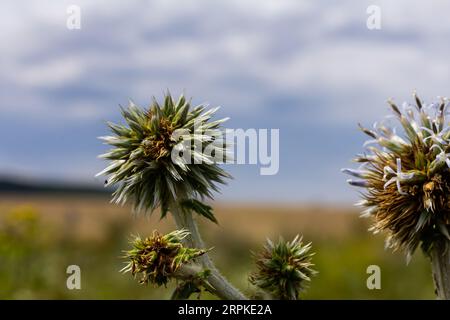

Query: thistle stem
left=431, top=239, right=450, bottom=299
left=173, top=264, right=217, bottom=295
left=169, top=202, right=248, bottom=300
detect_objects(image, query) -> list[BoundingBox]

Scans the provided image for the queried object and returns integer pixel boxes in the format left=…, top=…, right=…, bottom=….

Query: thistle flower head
left=249, top=235, right=317, bottom=300
left=344, top=92, right=450, bottom=258
left=121, top=229, right=206, bottom=286
left=96, top=93, right=230, bottom=217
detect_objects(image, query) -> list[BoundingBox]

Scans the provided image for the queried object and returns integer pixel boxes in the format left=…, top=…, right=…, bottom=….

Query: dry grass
left=0, top=193, right=436, bottom=299
left=0, top=194, right=361, bottom=242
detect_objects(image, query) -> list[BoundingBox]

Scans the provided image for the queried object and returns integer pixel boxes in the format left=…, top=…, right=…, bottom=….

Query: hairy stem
left=169, top=201, right=248, bottom=300
left=431, top=239, right=450, bottom=300
left=173, top=264, right=217, bottom=295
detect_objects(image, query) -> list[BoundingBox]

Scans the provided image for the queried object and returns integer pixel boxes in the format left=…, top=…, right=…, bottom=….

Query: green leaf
left=160, top=203, right=169, bottom=220
left=164, top=93, right=175, bottom=116
left=171, top=281, right=201, bottom=300
left=181, top=199, right=218, bottom=224
left=437, top=221, right=450, bottom=241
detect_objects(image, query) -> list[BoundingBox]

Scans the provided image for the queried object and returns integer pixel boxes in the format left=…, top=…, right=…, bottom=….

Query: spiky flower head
left=96, top=93, right=230, bottom=218
left=121, top=229, right=207, bottom=286
left=343, top=92, right=450, bottom=259
left=249, top=235, right=317, bottom=300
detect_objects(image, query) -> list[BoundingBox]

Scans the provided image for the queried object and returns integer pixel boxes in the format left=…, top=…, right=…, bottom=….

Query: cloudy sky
left=2, top=0, right=450, bottom=203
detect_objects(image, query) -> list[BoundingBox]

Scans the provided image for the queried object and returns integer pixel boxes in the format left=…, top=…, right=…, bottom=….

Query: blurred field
left=0, top=194, right=435, bottom=299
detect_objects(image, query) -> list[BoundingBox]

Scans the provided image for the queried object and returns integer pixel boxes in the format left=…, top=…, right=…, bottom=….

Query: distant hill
left=0, top=177, right=110, bottom=195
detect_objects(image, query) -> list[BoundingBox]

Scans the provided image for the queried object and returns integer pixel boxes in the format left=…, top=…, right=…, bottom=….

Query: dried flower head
left=96, top=93, right=230, bottom=217
left=343, top=92, right=450, bottom=258
left=249, top=235, right=317, bottom=300
left=121, top=229, right=207, bottom=286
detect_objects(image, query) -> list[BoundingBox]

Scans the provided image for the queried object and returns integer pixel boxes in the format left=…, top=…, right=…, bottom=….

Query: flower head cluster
left=249, top=235, right=316, bottom=300
left=96, top=93, right=230, bottom=217
left=121, top=229, right=206, bottom=286
left=343, top=93, right=450, bottom=258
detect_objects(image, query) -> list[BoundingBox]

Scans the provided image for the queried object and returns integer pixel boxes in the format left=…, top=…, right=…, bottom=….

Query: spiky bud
left=96, top=93, right=230, bottom=218
left=121, top=229, right=207, bottom=286
left=249, top=235, right=317, bottom=300
left=343, top=93, right=450, bottom=259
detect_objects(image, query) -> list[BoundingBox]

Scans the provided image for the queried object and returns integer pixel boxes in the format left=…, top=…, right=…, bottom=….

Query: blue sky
left=2, top=0, right=450, bottom=203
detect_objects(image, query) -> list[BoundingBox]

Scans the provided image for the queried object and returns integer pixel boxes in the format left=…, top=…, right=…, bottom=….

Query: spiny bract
left=96, top=93, right=230, bottom=217
left=121, top=229, right=206, bottom=286
left=343, top=92, right=450, bottom=259
left=249, top=235, right=317, bottom=300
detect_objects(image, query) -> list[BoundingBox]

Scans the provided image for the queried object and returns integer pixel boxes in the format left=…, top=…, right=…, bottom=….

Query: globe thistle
left=100, top=93, right=248, bottom=300
left=121, top=229, right=207, bottom=286
left=96, top=93, right=230, bottom=220
left=249, top=235, right=317, bottom=300
left=343, top=92, right=450, bottom=259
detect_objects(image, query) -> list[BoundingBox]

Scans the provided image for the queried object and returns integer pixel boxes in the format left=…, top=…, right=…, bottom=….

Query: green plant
left=343, top=92, right=450, bottom=299
left=121, top=230, right=207, bottom=287
left=98, top=93, right=316, bottom=300
left=249, top=236, right=317, bottom=300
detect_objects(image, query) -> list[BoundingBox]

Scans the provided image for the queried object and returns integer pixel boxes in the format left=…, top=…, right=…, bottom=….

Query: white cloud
left=2, top=0, right=450, bottom=123
left=11, top=56, right=84, bottom=87
left=2, top=0, right=450, bottom=201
